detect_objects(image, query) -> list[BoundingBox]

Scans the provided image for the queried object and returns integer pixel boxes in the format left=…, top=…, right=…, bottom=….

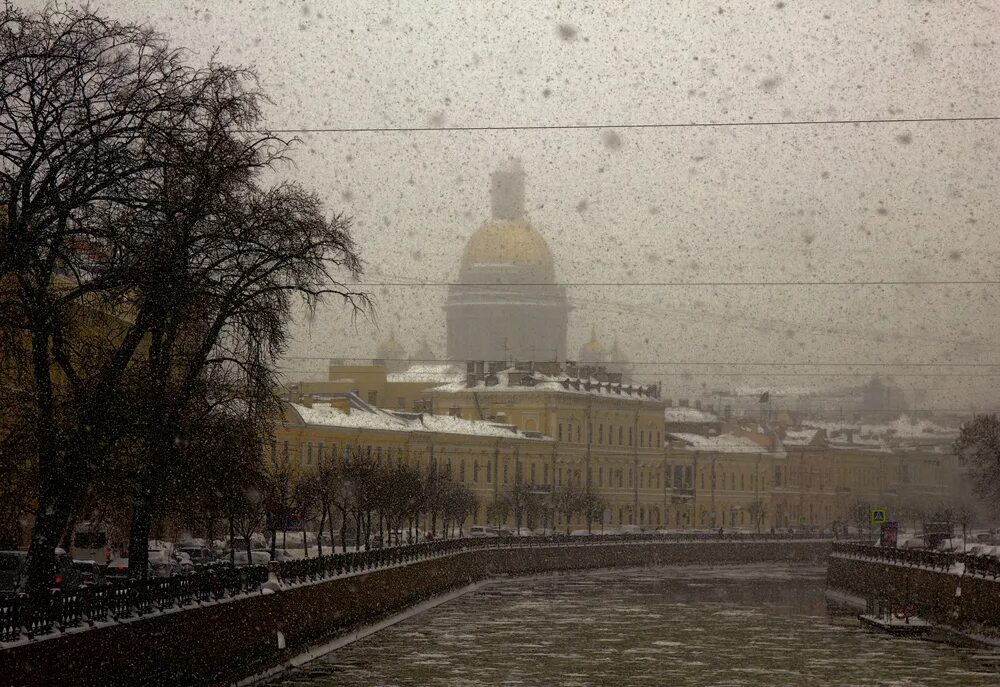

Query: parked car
left=223, top=549, right=271, bottom=566
left=2, top=550, right=79, bottom=592
left=72, top=559, right=105, bottom=586
left=0, top=550, right=27, bottom=593
left=468, top=525, right=499, bottom=538
left=270, top=549, right=296, bottom=563
left=177, top=546, right=215, bottom=566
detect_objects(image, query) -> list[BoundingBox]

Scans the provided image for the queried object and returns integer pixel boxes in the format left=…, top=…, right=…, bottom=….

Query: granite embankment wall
left=827, top=554, right=1000, bottom=629
left=1, top=540, right=828, bottom=687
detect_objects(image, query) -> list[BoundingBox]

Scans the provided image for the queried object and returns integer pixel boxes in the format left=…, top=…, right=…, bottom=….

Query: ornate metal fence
left=0, top=532, right=825, bottom=644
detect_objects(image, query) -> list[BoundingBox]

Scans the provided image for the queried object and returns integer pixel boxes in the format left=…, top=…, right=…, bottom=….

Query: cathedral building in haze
left=444, top=160, right=571, bottom=362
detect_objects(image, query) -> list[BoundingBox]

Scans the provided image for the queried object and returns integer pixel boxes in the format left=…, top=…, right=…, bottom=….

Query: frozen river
left=271, top=564, right=997, bottom=686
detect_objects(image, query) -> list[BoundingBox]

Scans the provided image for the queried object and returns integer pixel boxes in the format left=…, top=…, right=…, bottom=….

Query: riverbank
left=0, top=538, right=829, bottom=687
left=826, top=546, right=1000, bottom=651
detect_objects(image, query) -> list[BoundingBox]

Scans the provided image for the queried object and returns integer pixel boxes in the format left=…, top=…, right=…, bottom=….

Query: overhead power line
left=260, top=114, right=1000, bottom=135
left=335, top=280, right=1000, bottom=287
left=282, top=356, right=1000, bottom=368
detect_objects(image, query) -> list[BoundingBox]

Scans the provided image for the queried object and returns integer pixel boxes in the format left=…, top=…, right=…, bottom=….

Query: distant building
left=444, top=160, right=570, bottom=363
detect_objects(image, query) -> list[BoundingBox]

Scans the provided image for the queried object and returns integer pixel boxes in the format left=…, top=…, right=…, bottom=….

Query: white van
left=468, top=525, right=499, bottom=538
left=70, top=522, right=111, bottom=564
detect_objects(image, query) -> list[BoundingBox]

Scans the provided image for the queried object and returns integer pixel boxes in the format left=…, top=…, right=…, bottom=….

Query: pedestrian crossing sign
left=870, top=508, right=887, bottom=525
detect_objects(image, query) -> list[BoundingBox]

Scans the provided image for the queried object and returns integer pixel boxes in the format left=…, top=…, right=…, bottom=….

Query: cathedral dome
left=578, top=328, right=608, bottom=363
left=376, top=332, right=407, bottom=362
left=459, top=219, right=555, bottom=280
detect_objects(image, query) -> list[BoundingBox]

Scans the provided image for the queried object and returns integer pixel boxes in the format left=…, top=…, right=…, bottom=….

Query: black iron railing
left=0, top=532, right=827, bottom=644
left=831, top=541, right=1000, bottom=579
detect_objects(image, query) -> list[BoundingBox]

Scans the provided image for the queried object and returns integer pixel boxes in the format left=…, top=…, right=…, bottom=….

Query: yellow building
left=427, top=361, right=667, bottom=528
left=274, top=393, right=552, bottom=528
left=666, top=432, right=779, bottom=531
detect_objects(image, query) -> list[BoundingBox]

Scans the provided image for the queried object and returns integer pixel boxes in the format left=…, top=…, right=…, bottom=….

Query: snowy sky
left=27, top=0, right=1000, bottom=412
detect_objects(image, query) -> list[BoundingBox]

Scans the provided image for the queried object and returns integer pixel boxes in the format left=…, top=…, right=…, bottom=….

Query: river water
left=271, top=564, right=998, bottom=686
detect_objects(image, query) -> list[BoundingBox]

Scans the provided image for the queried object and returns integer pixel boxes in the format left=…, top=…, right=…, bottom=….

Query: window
left=317, top=442, right=324, bottom=464
left=656, top=432, right=661, bottom=446
left=473, top=460, right=480, bottom=482
left=530, top=463, right=536, bottom=483
left=618, top=426, right=623, bottom=445
left=503, top=462, right=508, bottom=484
left=270, top=440, right=277, bottom=465
left=397, top=396, right=406, bottom=409
left=368, top=390, right=378, bottom=406
left=576, top=425, right=581, bottom=443
left=460, top=460, right=465, bottom=481
left=558, top=423, right=563, bottom=441
left=598, top=424, right=603, bottom=444
left=307, top=442, right=313, bottom=465
left=640, top=430, right=645, bottom=448
left=629, top=427, right=633, bottom=446
left=558, top=467, right=562, bottom=485
left=487, top=462, right=492, bottom=483
left=449, top=406, right=461, bottom=417
left=283, top=440, right=290, bottom=463
left=544, top=464, right=549, bottom=484
left=599, top=467, right=603, bottom=486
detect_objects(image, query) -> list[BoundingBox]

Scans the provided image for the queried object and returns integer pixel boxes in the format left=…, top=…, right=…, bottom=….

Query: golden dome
left=376, top=332, right=407, bottom=361
left=579, top=327, right=608, bottom=361
left=460, top=220, right=554, bottom=271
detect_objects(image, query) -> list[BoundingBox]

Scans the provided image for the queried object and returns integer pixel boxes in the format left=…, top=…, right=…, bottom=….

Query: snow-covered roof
left=664, top=407, right=719, bottom=423
left=386, top=363, right=464, bottom=384
left=666, top=432, right=781, bottom=454
left=286, top=401, right=550, bottom=441
left=803, top=414, right=957, bottom=444
left=781, top=429, right=822, bottom=447
left=431, top=369, right=661, bottom=402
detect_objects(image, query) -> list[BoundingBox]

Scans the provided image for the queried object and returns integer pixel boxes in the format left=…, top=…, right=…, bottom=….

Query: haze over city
left=5, top=3, right=1000, bottom=685
left=51, top=0, right=1000, bottom=412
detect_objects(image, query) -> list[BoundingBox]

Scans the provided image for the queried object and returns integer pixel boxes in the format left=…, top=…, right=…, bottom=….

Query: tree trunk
left=127, top=493, right=153, bottom=581
left=340, top=512, right=348, bottom=553
left=316, top=505, right=326, bottom=557
left=23, top=327, right=69, bottom=598
left=228, top=516, right=236, bottom=566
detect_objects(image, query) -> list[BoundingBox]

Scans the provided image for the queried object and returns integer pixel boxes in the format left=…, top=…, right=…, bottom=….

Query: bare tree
left=747, top=499, right=769, bottom=534
left=956, top=415, right=1000, bottom=513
